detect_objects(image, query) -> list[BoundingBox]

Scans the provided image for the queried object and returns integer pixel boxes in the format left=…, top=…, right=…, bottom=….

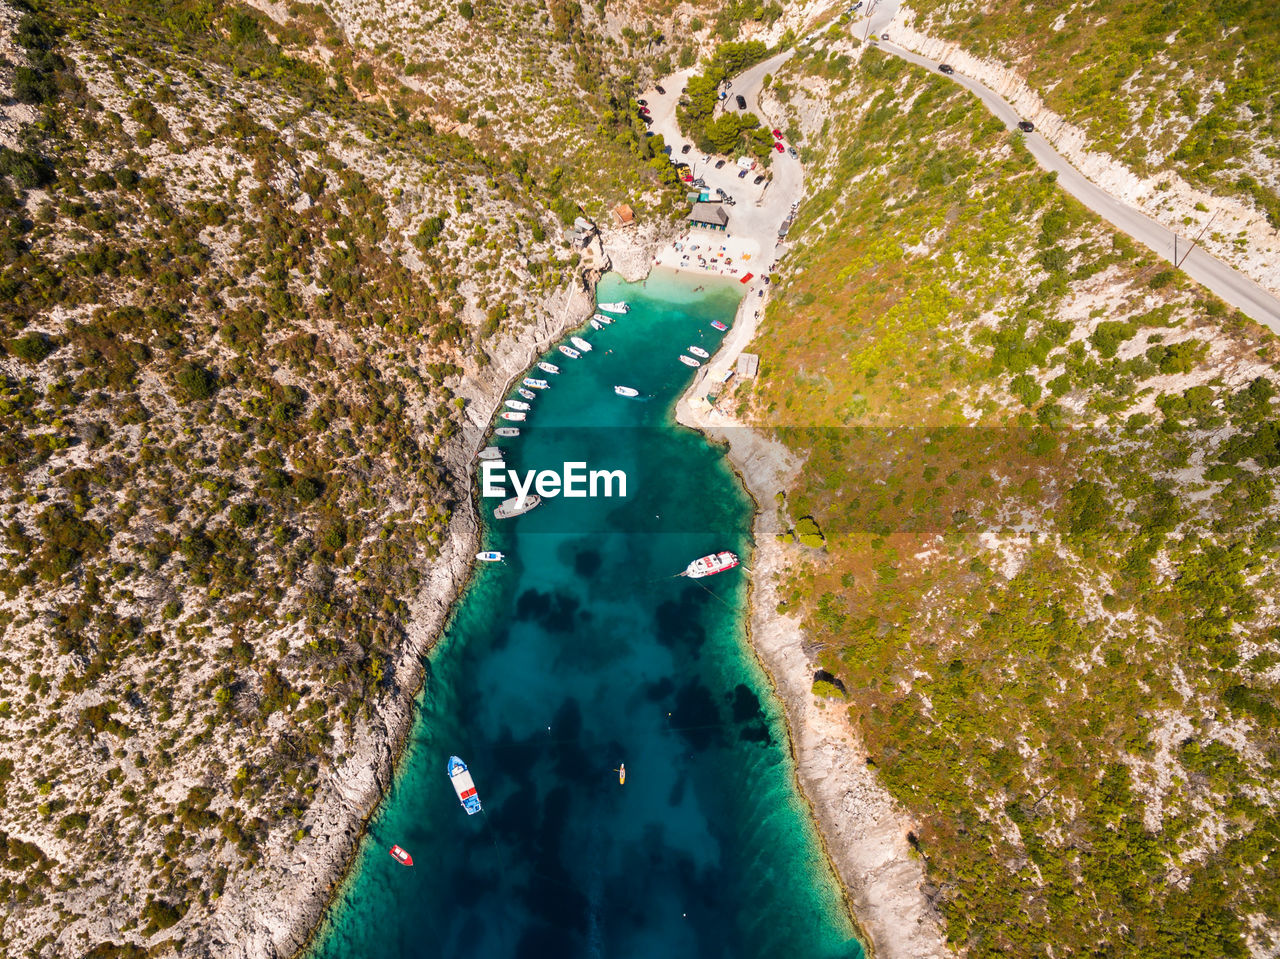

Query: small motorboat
left=518, top=388, right=536, bottom=400
left=679, top=355, right=701, bottom=367
left=505, top=399, right=530, bottom=411
left=448, top=756, right=483, bottom=814
left=592, top=313, right=613, bottom=325
left=523, top=377, right=549, bottom=389
left=597, top=301, right=629, bottom=313
left=538, top=362, right=561, bottom=374
left=494, top=495, right=541, bottom=519
left=571, top=336, right=593, bottom=352
left=590, top=318, right=603, bottom=331
left=494, top=427, right=520, bottom=437
left=682, top=551, right=740, bottom=578
left=688, top=346, right=710, bottom=359
left=614, top=386, right=639, bottom=397
left=559, top=345, right=581, bottom=359
left=389, top=845, right=413, bottom=866
left=618, top=763, right=626, bottom=785
left=711, top=320, right=728, bottom=331
left=500, top=411, right=526, bottom=421
left=477, top=446, right=503, bottom=460
left=476, top=551, right=504, bottom=562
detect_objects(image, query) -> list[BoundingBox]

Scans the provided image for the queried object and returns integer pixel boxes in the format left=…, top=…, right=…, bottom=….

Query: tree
left=7, top=332, right=56, bottom=363
left=175, top=362, right=218, bottom=401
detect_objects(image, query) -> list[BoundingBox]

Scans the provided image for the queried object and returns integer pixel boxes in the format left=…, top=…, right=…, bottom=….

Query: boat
left=518, top=388, right=536, bottom=400
left=448, top=756, right=482, bottom=815
left=597, top=301, right=629, bottom=314
left=559, top=345, right=581, bottom=359
left=679, top=355, right=701, bottom=368
left=538, top=362, right=560, bottom=374
left=494, top=427, right=520, bottom=437
left=389, top=845, right=413, bottom=866
left=618, top=763, right=626, bottom=785
left=523, top=378, right=549, bottom=389
left=590, top=318, right=603, bottom=331
left=711, top=320, right=728, bottom=331
left=739, top=272, right=754, bottom=284
left=592, top=313, right=613, bottom=325
left=688, top=346, right=710, bottom=358
left=681, top=551, right=740, bottom=578
left=500, top=411, right=526, bottom=422
left=614, top=386, right=639, bottom=397
left=494, top=494, right=541, bottom=519
left=476, top=551, right=504, bottom=562
left=477, top=446, right=503, bottom=460
left=571, top=336, right=593, bottom=352
left=504, top=399, right=529, bottom=411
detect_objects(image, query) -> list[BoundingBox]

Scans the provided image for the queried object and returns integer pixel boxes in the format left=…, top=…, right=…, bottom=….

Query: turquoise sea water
left=309, top=270, right=863, bottom=959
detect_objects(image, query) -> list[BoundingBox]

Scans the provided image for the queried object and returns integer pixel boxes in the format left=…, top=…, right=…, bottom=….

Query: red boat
left=739, top=273, right=754, bottom=284
left=389, top=844, right=413, bottom=866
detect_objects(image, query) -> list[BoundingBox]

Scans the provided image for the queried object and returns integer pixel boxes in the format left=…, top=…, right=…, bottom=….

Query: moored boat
left=504, top=399, right=530, bottom=411
left=500, top=411, right=526, bottom=422
left=682, top=551, right=740, bottom=578
left=389, top=844, right=413, bottom=866
left=711, top=320, right=728, bottom=331
left=688, top=346, right=709, bottom=358
left=590, top=318, right=603, bottom=331
left=679, top=355, right=701, bottom=367
left=523, top=378, right=549, bottom=389
left=559, top=345, right=581, bottom=359
left=518, top=388, right=536, bottom=400
left=598, top=301, right=629, bottom=313
left=494, top=426, right=520, bottom=437
left=477, top=446, right=503, bottom=460
left=571, top=336, right=593, bottom=352
left=538, top=361, right=560, bottom=374
left=494, top=494, right=541, bottom=519
left=448, top=756, right=482, bottom=815
left=614, top=386, right=639, bottom=397
left=476, top=551, right=504, bottom=562
left=592, top=312, right=613, bottom=325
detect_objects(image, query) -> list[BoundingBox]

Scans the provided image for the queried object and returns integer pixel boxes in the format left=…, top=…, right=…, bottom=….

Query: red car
left=681, top=173, right=693, bottom=182
left=774, top=142, right=784, bottom=153
left=772, top=129, right=783, bottom=139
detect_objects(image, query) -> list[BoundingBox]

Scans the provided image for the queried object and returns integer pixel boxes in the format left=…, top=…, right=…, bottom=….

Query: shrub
left=175, top=362, right=218, bottom=401
left=813, top=679, right=847, bottom=700
left=795, top=515, right=825, bottom=548
left=291, top=475, right=324, bottom=502
left=7, top=332, right=57, bottom=363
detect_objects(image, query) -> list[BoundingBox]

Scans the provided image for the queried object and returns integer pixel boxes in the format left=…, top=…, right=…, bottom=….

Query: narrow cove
left=308, top=270, right=863, bottom=959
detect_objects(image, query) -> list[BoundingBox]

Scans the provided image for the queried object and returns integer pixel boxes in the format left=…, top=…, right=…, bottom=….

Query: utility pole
left=1176, top=209, right=1217, bottom=268
left=862, top=0, right=880, bottom=46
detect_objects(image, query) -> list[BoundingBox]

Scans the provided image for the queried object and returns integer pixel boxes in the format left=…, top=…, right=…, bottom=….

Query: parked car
left=639, top=105, right=650, bottom=115
left=738, top=169, right=749, bottom=178
left=718, top=91, right=729, bottom=100
left=655, top=85, right=666, bottom=94
left=662, top=145, right=672, bottom=155
left=637, top=98, right=647, bottom=106
left=714, top=159, right=726, bottom=169
left=772, top=129, right=783, bottom=139
left=939, top=63, right=954, bottom=75
left=681, top=143, right=692, bottom=154
left=881, top=32, right=889, bottom=39
left=681, top=173, right=693, bottom=183
left=725, top=80, right=733, bottom=89
left=692, top=178, right=706, bottom=188
left=753, top=174, right=766, bottom=184
left=774, top=142, right=784, bottom=153
left=788, top=146, right=798, bottom=158
left=735, top=94, right=747, bottom=110
left=1018, top=120, right=1035, bottom=133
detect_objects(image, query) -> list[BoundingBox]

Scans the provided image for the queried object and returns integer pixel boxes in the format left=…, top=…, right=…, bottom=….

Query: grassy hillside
left=739, top=45, right=1280, bottom=958
left=905, top=0, right=1280, bottom=227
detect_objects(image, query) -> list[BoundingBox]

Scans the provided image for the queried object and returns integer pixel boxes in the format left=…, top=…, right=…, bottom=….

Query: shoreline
left=674, top=301, right=952, bottom=959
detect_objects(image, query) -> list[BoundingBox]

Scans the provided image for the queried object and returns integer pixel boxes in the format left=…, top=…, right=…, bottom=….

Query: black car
left=714, top=159, right=726, bottom=169
left=655, top=85, right=665, bottom=94
left=681, top=144, right=691, bottom=154
left=735, top=94, right=747, bottom=110
left=1018, top=120, right=1035, bottom=133
left=753, top=174, right=765, bottom=185
left=939, top=64, right=954, bottom=75
left=637, top=98, right=647, bottom=106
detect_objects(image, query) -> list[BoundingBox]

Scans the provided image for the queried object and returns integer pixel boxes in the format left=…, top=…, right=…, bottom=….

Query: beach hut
left=687, top=203, right=729, bottom=233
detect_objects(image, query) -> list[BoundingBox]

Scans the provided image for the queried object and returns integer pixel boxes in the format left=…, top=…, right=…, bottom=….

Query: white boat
left=614, top=386, right=639, bottom=397
left=598, top=301, right=629, bottom=313
left=500, top=411, right=526, bottom=422
left=688, top=346, right=710, bottom=359
left=504, top=399, right=530, bottom=411
left=476, top=551, right=504, bottom=562
left=523, top=378, right=549, bottom=389
left=592, top=313, right=613, bottom=325
left=494, top=427, right=520, bottom=437
left=538, top=362, right=560, bottom=374
left=571, top=336, right=593, bottom=352
left=477, top=446, right=503, bottom=460
left=590, top=318, right=603, bottom=331
left=518, top=388, right=536, bottom=400
left=682, top=551, right=740, bottom=578
left=448, top=756, right=482, bottom=815
left=679, top=355, right=701, bottom=367
left=559, top=345, right=581, bottom=359
left=494, top=494, right=541, bottom=519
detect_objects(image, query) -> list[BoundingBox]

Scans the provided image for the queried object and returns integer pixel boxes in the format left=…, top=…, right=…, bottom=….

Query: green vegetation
left=679, top=41, right=775, bottom=162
